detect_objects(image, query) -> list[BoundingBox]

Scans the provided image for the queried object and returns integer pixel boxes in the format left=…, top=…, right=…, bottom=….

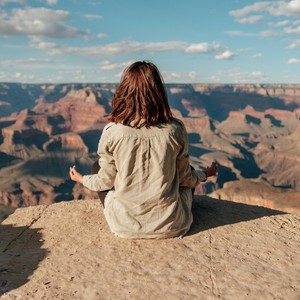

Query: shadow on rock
left=188, top=195, right=286, bottom=235
left=0, top=224, right=47, bottom=295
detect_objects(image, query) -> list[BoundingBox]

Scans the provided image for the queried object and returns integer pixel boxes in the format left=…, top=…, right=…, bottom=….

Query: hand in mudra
left=206, top=161, right=218, bottom=177
left=69, top=165, right=83, bottom=184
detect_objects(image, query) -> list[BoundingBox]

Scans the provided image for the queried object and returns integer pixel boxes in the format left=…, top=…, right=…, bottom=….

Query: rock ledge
left=0, top=197, right=299, bottom=300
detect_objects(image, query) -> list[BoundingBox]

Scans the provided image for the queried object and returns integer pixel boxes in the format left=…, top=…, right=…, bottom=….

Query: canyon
left=0, top=83, right=299, bottom=214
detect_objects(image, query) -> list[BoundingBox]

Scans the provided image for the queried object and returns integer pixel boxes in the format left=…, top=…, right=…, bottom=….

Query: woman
left=69, top=61, right=217, bottom=239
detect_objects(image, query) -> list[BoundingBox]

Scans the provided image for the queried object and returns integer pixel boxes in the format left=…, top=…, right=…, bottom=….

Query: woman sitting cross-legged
left=69, top=61, right=217, bottom=239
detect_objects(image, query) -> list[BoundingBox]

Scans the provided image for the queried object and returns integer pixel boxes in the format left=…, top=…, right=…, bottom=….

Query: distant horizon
left=1, top=1, right=300, bottom=84
left=1, top=81, right=300, bottom=86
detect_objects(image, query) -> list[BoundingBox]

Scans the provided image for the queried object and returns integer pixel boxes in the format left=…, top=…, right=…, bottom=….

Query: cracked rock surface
left=0, top=197, right=299, bottom=300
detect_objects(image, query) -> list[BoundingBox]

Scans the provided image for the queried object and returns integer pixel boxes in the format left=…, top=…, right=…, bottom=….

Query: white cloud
left=77, top=40, right=186, bottom=55
left=0, top=58, right=56, bottom=68
left=216, top=68, right=267, bottom=83
left=115, top=71, right=123, bottom=79
left=83, top=14, right=102, bottom=20
left=284, top=25, right=300, bottom=34
left=225, top=30, right=256, bottom=37
left=0, top=70, right=74, bottom=83
left=268, top=20, right=290, bottom=27
left=259, top=29, right=279, bottom=37
left=0, top=0, right=25, bottom=5
left=37, top=74, right=66, bottom=83
left=30, top=39, right=237, bottom=61
left=188, top=71, right=198, bottom=79
left=252, top=53, right=262, bottom=59
left=97, top=33, right=107, bottom=39
left=185, top=42, right=217, bottom=53
left=286, top=39, right=300, bottom=48
left=229, top=2, right=270, bottom=18
left=288, top=58, right=300, bottom=64
left=247, top=71, right=265, bottom=81
left=272, top=0, right=300, bottom=18
left=229, top=0, right=300, bottom=44
left=0, top=7, right=87, bottom=38
left=161, top=71, right=181, bottom=81
left=185, top=42, right=237, bottom=60
left=206, top=75, right=221, bottom=83
left=74, top=70, right=86, bottom=81
left=226, top=29, right=278, bottom=38
left=47, top=0, right=58, bottom=5
left=29, top=37, right=58, bottom=50
left=215, top=50, right=236, bottom=60
left=235, top=15, right=263, bottom=24
left=31, top=41, right=57, bottom=49
left=14, top=72, right=35, bottom=81
left=119, top=69, right=199, bottom=82
left=0, top=71, right=8, bottom=80
left=99, top=60, right=133, bottom=71
left=230, top=0, right=300, bottom=20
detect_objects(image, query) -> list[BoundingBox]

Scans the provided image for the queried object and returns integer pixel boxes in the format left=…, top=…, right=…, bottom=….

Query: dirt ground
left=1, top=196, right=299, bottom=300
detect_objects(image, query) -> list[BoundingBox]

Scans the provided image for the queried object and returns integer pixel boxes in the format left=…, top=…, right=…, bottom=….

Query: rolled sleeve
left=83, top=128, right=117, bottom=192
left=176, top=123, right=207, bottom=188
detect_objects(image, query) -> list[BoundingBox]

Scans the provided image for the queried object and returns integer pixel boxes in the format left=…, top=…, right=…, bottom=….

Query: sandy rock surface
left=0, top=196, right=299, bottom=300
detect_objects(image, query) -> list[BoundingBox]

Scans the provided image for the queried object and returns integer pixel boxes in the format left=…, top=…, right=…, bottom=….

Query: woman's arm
left=69, top=128, right=117, bottom=191
left=176, top=123, right=217, bottom=188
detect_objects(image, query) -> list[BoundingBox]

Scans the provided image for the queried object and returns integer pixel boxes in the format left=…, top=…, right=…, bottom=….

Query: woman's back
left=93, top=119, right=194, bottom=239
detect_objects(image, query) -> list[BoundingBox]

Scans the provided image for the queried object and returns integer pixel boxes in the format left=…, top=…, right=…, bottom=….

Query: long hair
left=108, top=61, right=173, bottom=127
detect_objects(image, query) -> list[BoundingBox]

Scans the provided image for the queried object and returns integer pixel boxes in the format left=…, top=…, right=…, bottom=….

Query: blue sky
left=0, top=0, right=300, bottom=83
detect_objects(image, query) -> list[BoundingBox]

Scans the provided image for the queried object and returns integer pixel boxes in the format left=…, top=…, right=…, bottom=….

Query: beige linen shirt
left=83, top=118, right=206, bottom=239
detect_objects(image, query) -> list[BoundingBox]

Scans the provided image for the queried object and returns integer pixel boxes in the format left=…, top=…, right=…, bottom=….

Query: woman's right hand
left=206, top=162, right=218, bottom=177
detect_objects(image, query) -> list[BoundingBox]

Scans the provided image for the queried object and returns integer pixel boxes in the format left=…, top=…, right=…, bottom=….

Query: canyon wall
left=0, top=83, right=299, bottom=214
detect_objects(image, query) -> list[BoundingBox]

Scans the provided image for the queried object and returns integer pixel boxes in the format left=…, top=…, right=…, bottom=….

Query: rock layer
left=0, top=83, right=299, bottom=214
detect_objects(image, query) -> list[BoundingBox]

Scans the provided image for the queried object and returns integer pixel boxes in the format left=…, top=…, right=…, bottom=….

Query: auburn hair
left=108, top=61, right=173, bottom=127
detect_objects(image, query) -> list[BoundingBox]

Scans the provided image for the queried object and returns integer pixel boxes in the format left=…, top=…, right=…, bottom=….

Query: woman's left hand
left=69, top=165, right=83, bottom=184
